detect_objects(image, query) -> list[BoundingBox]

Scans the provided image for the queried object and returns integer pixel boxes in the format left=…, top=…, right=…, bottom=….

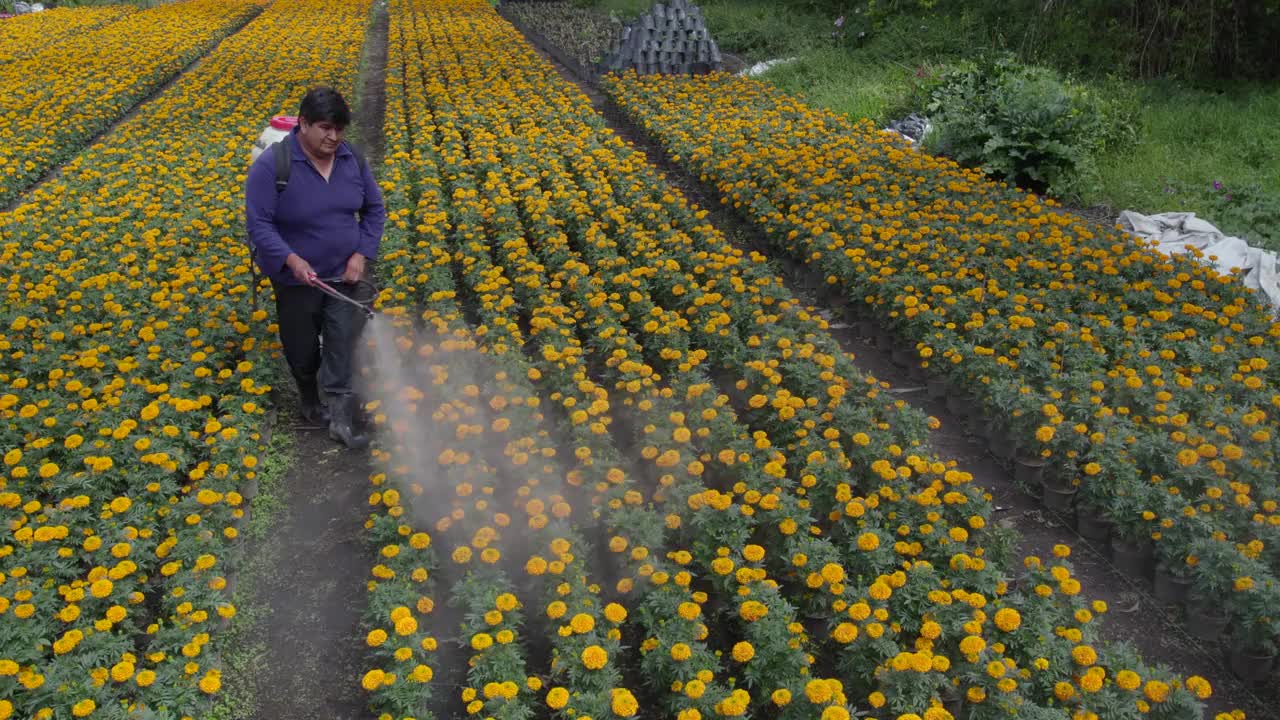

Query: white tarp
left=1119, top=210, right=1280, bottom=314
left=739, top=57, right=795, bottom=77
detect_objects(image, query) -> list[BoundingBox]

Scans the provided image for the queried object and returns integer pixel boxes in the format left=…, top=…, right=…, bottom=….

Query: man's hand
left=285, top=253, right=317, bottom=286
left=342, top=252, right=366, bottom=284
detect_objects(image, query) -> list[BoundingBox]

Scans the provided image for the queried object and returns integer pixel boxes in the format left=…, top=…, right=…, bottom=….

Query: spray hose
left=311, top=276, right=378, bottom=319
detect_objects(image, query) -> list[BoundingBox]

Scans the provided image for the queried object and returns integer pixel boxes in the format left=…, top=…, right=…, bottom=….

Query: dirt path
left=504, top=21, right=1275, bottom=719
left=245, top=427, right=373, bottom=720
left=354, top=0, right=389, bottom=170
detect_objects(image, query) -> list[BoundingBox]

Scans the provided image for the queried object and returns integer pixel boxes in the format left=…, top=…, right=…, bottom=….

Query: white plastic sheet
left=1119, top=210, right=1280, bottom=314
left=739, top=57, right=795, bottom=77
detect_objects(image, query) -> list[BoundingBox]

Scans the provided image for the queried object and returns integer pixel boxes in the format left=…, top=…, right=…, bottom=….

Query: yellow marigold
left=670, top=643, right=692, bottom=661
left=1144, top=680, right=1170, bottom=703
left=821, top=563, right=845, bottom=583
left=1186, top=675, right=1212, bottom=700
left=361, top=669, right=385, bottom=691
left=677, top=601, right=700, bottom=620
left=732, top=641, right=755, bottom=662
left=771, top=688, right=792, bottom=706
left=395, top=617, right=418, bottom=636
left=1080, top=668, right=1104, bottom=693
left=804, top=679, right=833, bottom=704
left=1071, top=645, right=1097, bottom=666
left=546, top=686, right=569, bottom=709
left=611, top=688, right=639, bottom=717
left=198, top=671, right=221, bottom=694
left=581, top=645, right=608, bottom=670
left=868, top=581, right=892, bottom=601
left=993, top=608, right=1021, bottom=632
left=570, top=613, right=595, bottom=634
left=959, top=635, right=985, bottom=656
left=604, top=603, right=627, bottom=623
left=832, top=622, right=859, bottom=644
left=739, top=600, right=768, bottom=622
left=1116, top=670, right=1141, bottom=691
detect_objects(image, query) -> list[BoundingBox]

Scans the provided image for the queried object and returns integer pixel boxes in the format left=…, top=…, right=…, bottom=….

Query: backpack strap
left=272, top=140, right=291, bottom=192
left=345, top=141, right=368, bottom=190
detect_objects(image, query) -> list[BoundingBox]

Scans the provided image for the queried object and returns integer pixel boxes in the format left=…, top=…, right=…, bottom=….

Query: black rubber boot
left=328, top=394, right=369, bottom=450
left=299, top=381, right=330, bottom=426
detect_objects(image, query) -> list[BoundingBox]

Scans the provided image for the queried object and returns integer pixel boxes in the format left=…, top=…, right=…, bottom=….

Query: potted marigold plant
left=1227, top=579, right=1280, bottom=683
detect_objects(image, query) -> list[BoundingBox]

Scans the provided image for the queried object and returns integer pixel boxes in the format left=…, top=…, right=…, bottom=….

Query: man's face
left=298, top=118, right=344, bottom=159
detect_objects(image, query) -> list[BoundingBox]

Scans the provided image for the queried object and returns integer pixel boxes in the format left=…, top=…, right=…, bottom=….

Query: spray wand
left=311, top=275, right=378, bottom=319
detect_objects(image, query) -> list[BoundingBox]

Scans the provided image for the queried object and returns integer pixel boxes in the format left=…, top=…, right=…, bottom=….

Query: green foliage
left=918, top=56, right=1130, bottom=199
left=771, top=0, right=1280, bottom=81
left=699, top=0, right=832, bottom=60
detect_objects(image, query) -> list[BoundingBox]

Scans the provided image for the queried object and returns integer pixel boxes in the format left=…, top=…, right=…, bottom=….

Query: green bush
left=919, top=56, right=1131, bottom=199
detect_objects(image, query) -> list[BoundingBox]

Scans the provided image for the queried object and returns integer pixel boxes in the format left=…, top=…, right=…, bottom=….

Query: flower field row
left=0, top=5, right=133, bottom=66
left=356, top=2, right=1224, bottom=719
left=0, top=0, right=263, bottom=208
left=603, top=71, right=1280, bottom=658
left=0, top=1, right=371, bottom=717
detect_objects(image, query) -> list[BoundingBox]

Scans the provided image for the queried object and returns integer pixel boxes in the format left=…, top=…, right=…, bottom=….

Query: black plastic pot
left=1152, top=564, right=1193, bottom=605
left=1184, top=600, right=1230, bottom=643
left=1042, top=485, right=1076, bottom=513
left=1075, top=509, right=1113, bottom=544
left=1229, top=643, right=1277, bottom=684
left=945, top=392, right=971, bottom=420
left=987, top=428, right=1017, bottom=462
left=890, top=346, right=913, bottom=370
left=1014, top=456, right=1047, bottom=488
left=1110, top=536, right=1154, bottom=581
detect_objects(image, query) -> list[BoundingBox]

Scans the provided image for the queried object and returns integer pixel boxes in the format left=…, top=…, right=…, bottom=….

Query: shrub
left=919, top=56, right=1126, bottom=199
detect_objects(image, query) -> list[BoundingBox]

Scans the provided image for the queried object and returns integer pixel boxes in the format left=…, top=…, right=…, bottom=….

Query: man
left=245, top=86, right=384, bottom=449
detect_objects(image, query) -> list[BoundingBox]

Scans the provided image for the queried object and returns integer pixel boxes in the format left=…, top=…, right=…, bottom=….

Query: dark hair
left=298, top=87, right=351, bottom=128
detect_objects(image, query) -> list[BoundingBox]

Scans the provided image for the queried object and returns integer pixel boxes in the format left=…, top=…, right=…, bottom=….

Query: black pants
left=272, top=280, right=372, bottom=400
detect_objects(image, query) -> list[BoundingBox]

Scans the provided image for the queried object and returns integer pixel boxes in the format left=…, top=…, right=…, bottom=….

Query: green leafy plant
left=920, top=56, right=1120, bottom=199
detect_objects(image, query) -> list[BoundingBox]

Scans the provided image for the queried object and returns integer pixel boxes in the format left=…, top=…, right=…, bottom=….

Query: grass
left=752, top=47, right=914, bottom=126
left=583, top=0, right=1280, bottom=248
left=1090, top=81, right=1280, bottom=244
left=206, top=427, right=294, bottom=720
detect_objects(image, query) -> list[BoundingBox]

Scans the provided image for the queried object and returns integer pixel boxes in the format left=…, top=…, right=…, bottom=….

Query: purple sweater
left=245, top=128, right=385, bottom=285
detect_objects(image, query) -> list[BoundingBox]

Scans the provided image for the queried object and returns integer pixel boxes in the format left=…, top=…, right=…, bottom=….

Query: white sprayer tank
left=250, top=116, right=299, bottom=163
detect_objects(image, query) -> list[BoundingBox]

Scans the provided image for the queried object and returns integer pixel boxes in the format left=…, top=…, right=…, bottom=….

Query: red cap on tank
left=269, top=116, right=299, bottom=130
